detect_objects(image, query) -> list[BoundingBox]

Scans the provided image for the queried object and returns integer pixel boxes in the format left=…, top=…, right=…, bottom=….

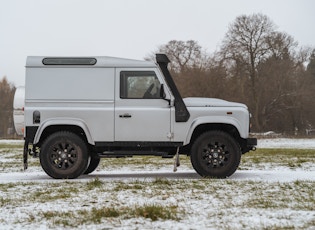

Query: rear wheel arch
left=36, top=125, right=91, bottom=148
left=33, top=118, right=94, bottom=147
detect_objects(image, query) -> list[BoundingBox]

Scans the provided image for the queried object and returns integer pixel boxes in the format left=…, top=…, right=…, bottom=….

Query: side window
left=120, top=71, right=161, bottom=99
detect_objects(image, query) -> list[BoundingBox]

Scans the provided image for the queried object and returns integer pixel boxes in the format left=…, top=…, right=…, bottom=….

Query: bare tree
left=145, top=40, right=215, bottom=98
left=221, top=14, right=276, bottom=129
left=146, top=40, right=206, bottom=73
left=266, top=32, right=297, bottom=60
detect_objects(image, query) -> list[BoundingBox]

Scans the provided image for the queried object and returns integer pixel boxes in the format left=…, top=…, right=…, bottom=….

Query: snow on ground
left=0, top=169, right=314, bottom=184
left=258, top=138, right=315, bottom=149
left=0, top=138, right=314, bottom=229
left=0, top=139, right=24, bottom=144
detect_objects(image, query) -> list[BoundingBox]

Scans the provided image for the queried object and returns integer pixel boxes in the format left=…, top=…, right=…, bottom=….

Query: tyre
left=40, top=131, right=89, bottom=179
left=84, top=154, right=100, bottom=174
left=191, top=131, right=241, bottom=178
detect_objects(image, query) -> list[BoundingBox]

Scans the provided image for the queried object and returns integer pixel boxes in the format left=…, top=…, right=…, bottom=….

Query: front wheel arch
left=180, top=124, right=242, bottom=155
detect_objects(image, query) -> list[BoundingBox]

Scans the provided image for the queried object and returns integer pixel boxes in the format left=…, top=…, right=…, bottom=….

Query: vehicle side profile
left=15, top=54, right=257, bottom=179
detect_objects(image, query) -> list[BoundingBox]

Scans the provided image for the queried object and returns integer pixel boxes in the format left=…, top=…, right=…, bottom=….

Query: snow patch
left=258, top=138, right=315, bottom=149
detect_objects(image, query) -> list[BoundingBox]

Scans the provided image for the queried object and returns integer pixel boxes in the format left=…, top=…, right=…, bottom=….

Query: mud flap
left=23, top=139, right=29, bottom=170
left=173, top=147, right=180, bottom=172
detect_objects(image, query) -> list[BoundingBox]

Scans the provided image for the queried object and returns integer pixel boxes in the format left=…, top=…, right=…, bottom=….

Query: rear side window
left=42, top=58, right=97, bottom=65
left=120, top=71, right=161, bottom=99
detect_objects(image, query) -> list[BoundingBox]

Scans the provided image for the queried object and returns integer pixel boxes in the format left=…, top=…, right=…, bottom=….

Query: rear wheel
left=191, top=131, right=241, bottom=178
left=84, top=154, right=100, bottom=174
left=40, top=131, right=89, bottom=179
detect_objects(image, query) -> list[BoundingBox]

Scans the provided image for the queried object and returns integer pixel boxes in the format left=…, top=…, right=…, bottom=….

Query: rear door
left=115, top=69, right=171, bottom=142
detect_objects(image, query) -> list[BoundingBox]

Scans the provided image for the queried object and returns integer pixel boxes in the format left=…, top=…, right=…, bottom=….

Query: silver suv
left=16, top=54, right=256, bottom=179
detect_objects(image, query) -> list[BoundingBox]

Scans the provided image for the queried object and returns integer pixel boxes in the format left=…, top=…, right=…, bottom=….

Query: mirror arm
left=160, top=84, right=171, bottom=105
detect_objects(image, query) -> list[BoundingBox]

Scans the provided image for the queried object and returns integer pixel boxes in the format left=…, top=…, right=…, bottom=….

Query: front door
left=115, top=69, right=171, bottom=142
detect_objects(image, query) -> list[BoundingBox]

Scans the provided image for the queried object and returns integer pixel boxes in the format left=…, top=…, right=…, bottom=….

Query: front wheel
left=40, top=131, right=89, bottom=179
left=191, top=131, right=241, bottom=178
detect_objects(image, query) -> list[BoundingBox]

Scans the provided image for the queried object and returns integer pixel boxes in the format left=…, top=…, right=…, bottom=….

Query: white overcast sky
left=0, top=0, right=314, bottom=86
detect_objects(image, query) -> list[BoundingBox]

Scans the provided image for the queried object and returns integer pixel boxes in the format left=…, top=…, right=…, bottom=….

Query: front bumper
left=247, top=138, right=257, bottom=148
left=242, top=138, right=257, bottom=153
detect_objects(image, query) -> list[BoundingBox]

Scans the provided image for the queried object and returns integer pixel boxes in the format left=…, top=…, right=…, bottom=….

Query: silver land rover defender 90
left=15, top=54, right=256, bottom=179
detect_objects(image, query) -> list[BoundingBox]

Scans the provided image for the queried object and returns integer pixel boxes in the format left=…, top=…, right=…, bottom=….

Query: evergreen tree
left=0, top=77, right=16, bottom=138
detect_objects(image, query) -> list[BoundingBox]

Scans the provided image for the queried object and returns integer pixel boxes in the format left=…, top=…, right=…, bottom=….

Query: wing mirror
left=160, top=84, right=166, bottom=99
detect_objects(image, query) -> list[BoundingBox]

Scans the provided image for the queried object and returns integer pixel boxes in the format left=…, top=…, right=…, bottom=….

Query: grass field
left=0, top=142, right=314, bottom=229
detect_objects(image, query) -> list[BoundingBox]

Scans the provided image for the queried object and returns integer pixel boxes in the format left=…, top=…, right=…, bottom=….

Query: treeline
left=1, top=13, right=315, bottom=137
left=0, top=77, right=15, bottom=138
left=147, top=13, right=315, bottom=135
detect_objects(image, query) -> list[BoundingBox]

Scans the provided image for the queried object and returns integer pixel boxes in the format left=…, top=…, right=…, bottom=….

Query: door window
left=120, top=71, right=161, bottom=99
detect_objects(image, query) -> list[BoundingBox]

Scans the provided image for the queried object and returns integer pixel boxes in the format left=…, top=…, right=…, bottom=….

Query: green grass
left=86, top=177, right=103, bottom=190
left=38, top=204, right=180, bottom=227
left=0, top=146, right=40, bottom=172
left=1, top=145, right=315, bottom=229
left=240, top=148, right=315, bottom=170
left=0, top=143, right=23, bottom=149
left=0, top=178, right=314, bottom=228
left=132, top=204, right=179, bottom=221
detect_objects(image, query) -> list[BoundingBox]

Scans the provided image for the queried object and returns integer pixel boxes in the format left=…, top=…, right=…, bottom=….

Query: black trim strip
left=95, top=141, right=183, bottom=148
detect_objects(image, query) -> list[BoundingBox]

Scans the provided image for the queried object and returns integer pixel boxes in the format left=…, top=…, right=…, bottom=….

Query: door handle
left=119, top=113, right=132, bottom=118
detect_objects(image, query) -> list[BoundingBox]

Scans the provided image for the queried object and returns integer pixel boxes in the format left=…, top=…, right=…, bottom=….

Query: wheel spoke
left=48, top=142, right=79, bottom=170
left=200, top=139, right=231, bottom=168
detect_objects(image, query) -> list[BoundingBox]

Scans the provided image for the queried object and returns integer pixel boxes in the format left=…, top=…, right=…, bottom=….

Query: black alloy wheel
left=40, top=131, right=89, bottom=179
left=191, top=131, right=241, bottom=178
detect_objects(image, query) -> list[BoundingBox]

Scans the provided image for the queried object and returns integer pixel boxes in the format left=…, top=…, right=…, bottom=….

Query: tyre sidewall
left=84, top=155, right=100, bottom=174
